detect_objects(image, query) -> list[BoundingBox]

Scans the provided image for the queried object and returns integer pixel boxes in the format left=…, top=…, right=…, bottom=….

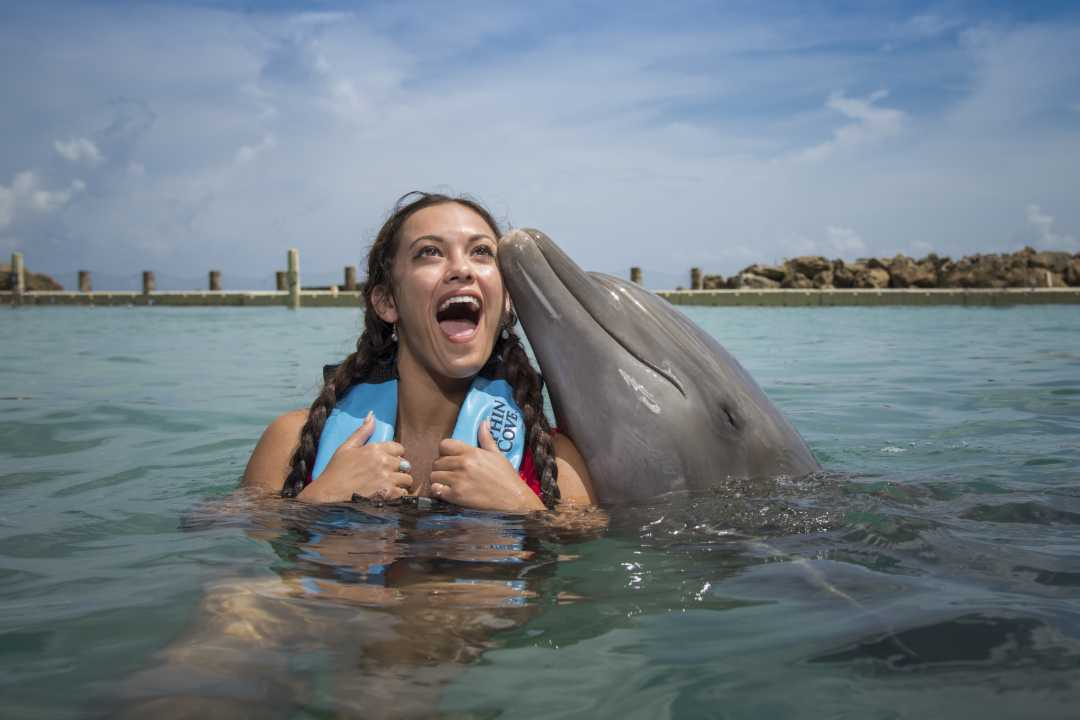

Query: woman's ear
left=370, top=284, right=399, bottom=324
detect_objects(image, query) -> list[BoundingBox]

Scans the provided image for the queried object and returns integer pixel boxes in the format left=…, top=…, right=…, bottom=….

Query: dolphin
left=498, top=229, right=821, bottom=505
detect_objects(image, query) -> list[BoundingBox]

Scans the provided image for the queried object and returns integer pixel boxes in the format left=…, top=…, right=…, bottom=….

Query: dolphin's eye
left=721, top=406, right=738, bottom=429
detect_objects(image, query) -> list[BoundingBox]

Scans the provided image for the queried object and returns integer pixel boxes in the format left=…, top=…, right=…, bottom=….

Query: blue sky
left=2, top=0, right=1078, bottom=289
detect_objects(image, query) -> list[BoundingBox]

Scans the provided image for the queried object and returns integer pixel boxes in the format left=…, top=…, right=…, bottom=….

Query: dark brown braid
left=282, top=191, right=561, bottom=508
left=488, top=325, right=561, bottom=508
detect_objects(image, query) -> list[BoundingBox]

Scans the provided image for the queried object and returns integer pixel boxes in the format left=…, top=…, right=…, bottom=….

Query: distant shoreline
left=6, top=245, right=1080, bottom=307
left=4, top=287, right=1080, bottom=308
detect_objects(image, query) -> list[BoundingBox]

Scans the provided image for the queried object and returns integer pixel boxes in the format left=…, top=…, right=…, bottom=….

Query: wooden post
left=691, top=267, right=702, bottom=290
left=12, top=252, right=25, bottom=295
left=287, top=248, right=300, bottom=310
left=344, top=265, right=358, bottom=291
left=78, top=271, right=92, bottom=293
left=275, top=271, right=287, bottom=291
left=142, top=271, right=156, bottom=294
left=209, top=271, right=222, bottom=291
left=630, top=266, right=642, bottom=285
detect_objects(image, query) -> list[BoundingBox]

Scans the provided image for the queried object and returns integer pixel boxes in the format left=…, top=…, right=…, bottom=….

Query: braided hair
left=282, top=192, right=560, bottom=508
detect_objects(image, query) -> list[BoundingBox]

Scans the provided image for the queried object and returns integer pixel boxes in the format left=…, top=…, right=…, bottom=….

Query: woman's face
left=375, top=202, right=508, bottom=382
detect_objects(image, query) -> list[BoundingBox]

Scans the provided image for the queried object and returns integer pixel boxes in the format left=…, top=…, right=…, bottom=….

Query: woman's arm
left=552, top=434, right=597, bottom=506
left=241, top=410, right=307, bottom=495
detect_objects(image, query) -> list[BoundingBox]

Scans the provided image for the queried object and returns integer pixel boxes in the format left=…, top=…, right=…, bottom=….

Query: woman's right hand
left=296, top=412, right=413, bottom=503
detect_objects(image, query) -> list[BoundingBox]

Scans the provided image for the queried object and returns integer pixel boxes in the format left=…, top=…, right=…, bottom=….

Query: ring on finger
left=398, top=458, right=412, bottom=474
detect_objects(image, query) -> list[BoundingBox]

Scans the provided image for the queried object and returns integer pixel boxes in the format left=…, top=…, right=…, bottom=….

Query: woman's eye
left=416, top=245, right=442, bottom=258
left=472, top=245, right=495, bottom=257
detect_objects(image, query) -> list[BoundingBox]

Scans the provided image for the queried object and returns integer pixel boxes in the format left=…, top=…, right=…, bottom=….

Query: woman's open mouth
left=436, top=295, right=482, bottom=342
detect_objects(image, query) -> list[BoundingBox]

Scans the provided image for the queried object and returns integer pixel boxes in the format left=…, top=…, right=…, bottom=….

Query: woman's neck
left=394, top=349, right=471, bottom=440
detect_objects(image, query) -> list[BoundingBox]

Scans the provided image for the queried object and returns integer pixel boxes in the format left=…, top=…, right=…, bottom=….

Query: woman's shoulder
left=270, top=408, right=309, bottom=433
left=551, top=432, right=596, bottom=506
left=241, top=409, right=309, bottom=493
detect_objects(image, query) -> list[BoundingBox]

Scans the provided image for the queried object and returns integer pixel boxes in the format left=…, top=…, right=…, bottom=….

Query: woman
left=242, top=192, right=595, bottom=511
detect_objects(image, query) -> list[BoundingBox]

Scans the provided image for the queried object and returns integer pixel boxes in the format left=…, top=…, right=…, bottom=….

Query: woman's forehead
left=401, top=203, right=495, bottom=241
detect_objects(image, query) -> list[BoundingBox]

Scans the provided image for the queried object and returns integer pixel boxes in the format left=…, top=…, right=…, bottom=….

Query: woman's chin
left=436, top=341, right=495, bottom=379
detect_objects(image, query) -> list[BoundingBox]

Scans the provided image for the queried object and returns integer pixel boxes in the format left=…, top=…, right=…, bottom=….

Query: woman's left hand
left=430, top=421, right=546, bottom=512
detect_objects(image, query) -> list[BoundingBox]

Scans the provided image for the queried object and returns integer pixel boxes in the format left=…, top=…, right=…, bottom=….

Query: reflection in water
left=114, top=495, right=605, bottom=718
left=109, top=472, right=1080, bottom=718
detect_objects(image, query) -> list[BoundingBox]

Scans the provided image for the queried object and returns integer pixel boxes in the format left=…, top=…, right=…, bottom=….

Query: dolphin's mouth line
left=526, top=238, right=686, bottom=398
left=513, top=260, right=561, bottom=321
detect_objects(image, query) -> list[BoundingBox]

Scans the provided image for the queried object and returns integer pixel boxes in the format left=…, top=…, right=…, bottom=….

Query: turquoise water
left=2, top=306, right=1079, bottom=718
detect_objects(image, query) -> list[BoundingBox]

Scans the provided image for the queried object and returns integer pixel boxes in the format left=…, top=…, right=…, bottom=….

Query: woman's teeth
left=438, top=296, right=480, bottom=313
left=437, top=295, right=481, bottom=340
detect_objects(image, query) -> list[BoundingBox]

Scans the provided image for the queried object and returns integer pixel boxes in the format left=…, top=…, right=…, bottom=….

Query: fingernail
left=366, top=411, right=374, bottom=422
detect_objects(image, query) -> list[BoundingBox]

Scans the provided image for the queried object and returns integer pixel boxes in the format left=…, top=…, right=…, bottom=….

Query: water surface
left=1, top=306, right=1079, bottom=718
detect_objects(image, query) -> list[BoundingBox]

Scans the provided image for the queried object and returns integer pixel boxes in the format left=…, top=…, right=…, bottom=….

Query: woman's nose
left=445, top=250, right=474, bottom=282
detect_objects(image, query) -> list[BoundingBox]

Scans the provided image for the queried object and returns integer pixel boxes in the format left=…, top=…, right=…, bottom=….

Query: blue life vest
left=310, top=376, right=526, bottom=481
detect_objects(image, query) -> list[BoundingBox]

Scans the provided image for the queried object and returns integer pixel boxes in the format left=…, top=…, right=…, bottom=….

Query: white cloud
left=826, top=225, right=866, bottom=255
left=797, top=90, right=905, bottom=162
left=1026, top=204, right=1078, bottom=250
left=0, top=171, right=85, bottom=229
left=32, top=178, right=85, bottom=212
left=53, top=137, right=103, bottom=165
left=0, top=187, right=13, bottom=230
left=234, top=133, right=277, bottom=165
left=949, top=23, right=1080, bottom=133
left=0, top=3, right=1078, bottom=282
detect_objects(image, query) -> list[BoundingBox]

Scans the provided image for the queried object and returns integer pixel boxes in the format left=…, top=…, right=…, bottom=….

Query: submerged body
left=498, top=229, right=820, bottom=504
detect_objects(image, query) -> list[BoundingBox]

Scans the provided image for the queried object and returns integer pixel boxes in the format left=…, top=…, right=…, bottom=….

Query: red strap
left=518, top=446, right=542, bottom=497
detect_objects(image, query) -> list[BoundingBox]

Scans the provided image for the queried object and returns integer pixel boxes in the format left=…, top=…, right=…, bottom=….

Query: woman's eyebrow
left=409, top=234, right=445, bottom=249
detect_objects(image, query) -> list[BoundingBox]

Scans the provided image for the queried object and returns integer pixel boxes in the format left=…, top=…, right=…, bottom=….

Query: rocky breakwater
left=1, top=262, right=64, bottom=291
left=701, top=247, right=1080, bottom=290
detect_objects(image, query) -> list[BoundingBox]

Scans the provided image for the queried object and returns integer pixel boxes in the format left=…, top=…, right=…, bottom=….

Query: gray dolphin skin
left=498, top=229, right=821, bottom=504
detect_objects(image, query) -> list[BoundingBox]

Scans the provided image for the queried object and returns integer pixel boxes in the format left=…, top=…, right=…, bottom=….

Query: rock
left=781, top=272, right=814, bottom=289
left=1000, top=265, right=1065, bottom=287
left=942, top=254, right=1007, bottom=288
left=731, top=272, right=780, bottom=289
left=741, top=264, right=786, bottom=282
left=832, top=264, right=857, bottom=288
left=888, top=254, right=937, bottom=288
left=787, top=256, right=831, bottom=278
left=1030, top=251, right=1072, bottom=274
left=0, top=262, right=64, bottom=291
left=701, top=246, right=1080, bottom=292
left=1003, top=267, right=1035, bottom=287
left=1065, top=258, right=1080, bottom=287
left=918, top=253, right=950, bottom=270
left=973, top=255, right=1009, bottom=288
left=854, top=267, right=891, bottom=289
left=702, top=274, right=726, bottom=290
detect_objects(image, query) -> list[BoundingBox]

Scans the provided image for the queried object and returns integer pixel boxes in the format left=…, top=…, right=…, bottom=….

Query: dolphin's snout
left=498, top=228, right=550, bottom=257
